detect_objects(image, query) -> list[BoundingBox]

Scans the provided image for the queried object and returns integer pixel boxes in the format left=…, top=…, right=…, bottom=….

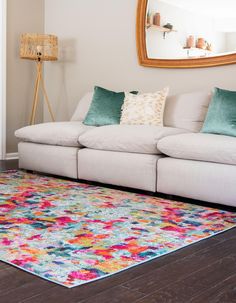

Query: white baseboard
left=6, top=152, right=19, bottom=160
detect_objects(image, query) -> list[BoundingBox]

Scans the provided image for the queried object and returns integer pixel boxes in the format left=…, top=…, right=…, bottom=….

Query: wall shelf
left=183, top=47, right=212, bottom=58
left=183, top=47, right=211, bottom=51
left=146, top=24, right=177, bottom=32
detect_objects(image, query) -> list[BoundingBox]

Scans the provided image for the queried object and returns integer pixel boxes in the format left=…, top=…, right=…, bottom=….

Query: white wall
left=7, top=0, right=44, bottom=153
left=226, top=33, right=236, bottom=52
left=44, top=0, right=236, bottom=122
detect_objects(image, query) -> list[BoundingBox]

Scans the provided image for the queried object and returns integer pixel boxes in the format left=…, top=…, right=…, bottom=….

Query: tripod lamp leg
left=32, top=62, right=43, bottom=124
left=30, top=62, right=41, bottom=125
left=40, top=74, right=55, bottom=122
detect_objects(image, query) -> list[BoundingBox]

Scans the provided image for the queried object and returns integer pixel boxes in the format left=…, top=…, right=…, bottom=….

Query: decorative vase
left=186, top=35, right=195, bottom=48
left=196, top=38, right=206, bottom=49
left=147, top=11, right=152, bottom=25
left=206, top=43, right=213, bottom=52
left=149, top=13, right=154, bottom=25
left=153, top=13, right=161, bottom=26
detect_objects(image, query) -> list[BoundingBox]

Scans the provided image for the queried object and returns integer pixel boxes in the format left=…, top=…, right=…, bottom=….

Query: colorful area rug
left=0, top=170, right=235, bottom=288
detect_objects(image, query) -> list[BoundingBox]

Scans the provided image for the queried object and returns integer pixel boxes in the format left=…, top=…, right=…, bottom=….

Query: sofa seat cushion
left=15, top=122, right=94, bottom=147
left=79, top=125, right=188, bottom=154
left=158, top=133, right=236, bottom=165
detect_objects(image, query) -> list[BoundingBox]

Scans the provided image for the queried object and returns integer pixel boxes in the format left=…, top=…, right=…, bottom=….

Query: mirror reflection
left=146, top=0, right=236, bottom=59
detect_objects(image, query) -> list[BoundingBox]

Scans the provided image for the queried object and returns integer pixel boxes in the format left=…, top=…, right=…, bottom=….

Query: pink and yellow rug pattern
left=0, top=171, right=235, bottom=287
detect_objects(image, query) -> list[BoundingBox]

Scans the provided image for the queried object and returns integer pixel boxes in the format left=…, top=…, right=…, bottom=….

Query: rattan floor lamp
left=20, top=33, right=58, bottom=125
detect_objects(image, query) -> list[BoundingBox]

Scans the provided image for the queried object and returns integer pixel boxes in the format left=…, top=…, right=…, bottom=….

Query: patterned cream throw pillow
left=120, top=87, right=169, bottom=126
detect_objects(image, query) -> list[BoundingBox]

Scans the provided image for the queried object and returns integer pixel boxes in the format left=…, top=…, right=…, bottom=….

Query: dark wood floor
left=0, top=160, right=236, bottom=303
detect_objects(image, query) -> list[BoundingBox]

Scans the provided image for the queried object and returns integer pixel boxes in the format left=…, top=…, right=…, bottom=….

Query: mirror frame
left=136, top=0, right=236, bottom=68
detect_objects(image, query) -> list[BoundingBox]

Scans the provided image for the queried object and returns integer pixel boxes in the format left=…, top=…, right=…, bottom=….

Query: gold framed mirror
left=137, top=0, right=236, bottom=68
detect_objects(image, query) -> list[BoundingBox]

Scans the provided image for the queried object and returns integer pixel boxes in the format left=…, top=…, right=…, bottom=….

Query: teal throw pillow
left=83, top=86, right=137, bottom=126
left=201, top=87, right=236, bottom=137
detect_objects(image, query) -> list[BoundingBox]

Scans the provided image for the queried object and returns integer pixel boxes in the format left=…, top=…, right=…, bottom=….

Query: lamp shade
left=20, top=33, right=58, bottom=61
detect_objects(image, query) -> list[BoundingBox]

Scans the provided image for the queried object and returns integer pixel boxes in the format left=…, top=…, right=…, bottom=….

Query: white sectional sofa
left=15, top=91, right=236, bottom=207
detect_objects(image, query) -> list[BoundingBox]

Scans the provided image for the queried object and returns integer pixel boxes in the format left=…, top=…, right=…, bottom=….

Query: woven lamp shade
left=20, top=33, right=58, bottom=61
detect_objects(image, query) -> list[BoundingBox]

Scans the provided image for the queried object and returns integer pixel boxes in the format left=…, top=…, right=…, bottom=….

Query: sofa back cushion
left=71, top=92, right=93, bottom=122
left=164, top=91, right=212, bottom=132
left=72, top=91, right=212, bottom=133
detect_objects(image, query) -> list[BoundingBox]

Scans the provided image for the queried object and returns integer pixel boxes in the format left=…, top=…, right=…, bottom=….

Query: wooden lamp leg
left=31, top=62, right=43, bottom=125
left=40, top=73, right=55, bottom=122
left=29, top=62, right=41, bottom=125
left=29, top=60, right=55, bottom=124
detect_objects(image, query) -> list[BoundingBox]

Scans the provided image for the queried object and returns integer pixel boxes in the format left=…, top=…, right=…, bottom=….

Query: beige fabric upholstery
left=120, top=88, right=169, bottom=126
left=158, top=133, right=236, bottom=165
left=15, top=122, right=94, bottom=147
left=71, top=90, right=211, bottom=132
left=79, top=125, right=188, bottom=154
left=157, top=158, right=236, bottom=207
left=164, top=91, right=211, bottom=132
left=78, top=149, right=161, bottom=191
left=18, top=142, right=78, bottom=178
left=71, top=92, right=93, bottom=121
